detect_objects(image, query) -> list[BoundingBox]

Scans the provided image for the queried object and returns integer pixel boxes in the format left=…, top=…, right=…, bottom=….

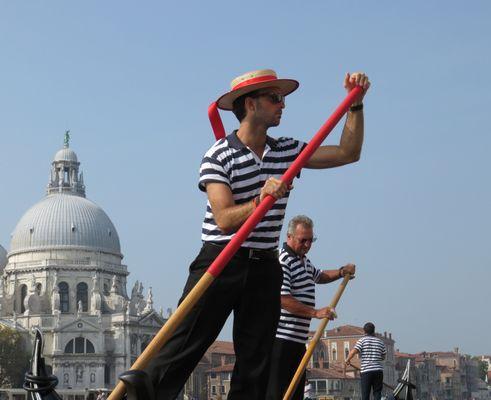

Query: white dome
left=0, top=244, right=7, bottom=271
left=54, top=147, right=78, bottom=163
left=10, top=193, right=121, bottom=257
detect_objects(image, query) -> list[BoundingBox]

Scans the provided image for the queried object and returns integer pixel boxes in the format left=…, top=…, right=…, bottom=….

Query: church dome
left=0, top=244, right=7, bottom=271
left=10, top=194, right=121, bottom=257
left=9, top=135, right=122, bottom=258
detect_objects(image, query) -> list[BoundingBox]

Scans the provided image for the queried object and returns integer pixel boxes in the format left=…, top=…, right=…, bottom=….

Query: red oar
left=108, top=86, right=363, bottom=400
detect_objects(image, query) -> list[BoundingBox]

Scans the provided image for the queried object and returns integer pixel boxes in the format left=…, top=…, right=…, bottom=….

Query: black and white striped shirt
left=199, top=132, right=305, bottom=249
left=276, top=244, right=321, bottom=344
left=354, top=335, right=387, bottom=373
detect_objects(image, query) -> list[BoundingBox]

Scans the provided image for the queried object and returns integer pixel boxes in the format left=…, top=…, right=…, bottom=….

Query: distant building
left=184, top=325, right=398, bottom=400
left=0, top=139, right=166, bottom=399
left=0, top=245, right=6, bottom=275
left=208, top=363, right=234, bottom=400
left=395, top=348, right=490, bottom=400
left=184, top=340, right=235, bottom=399
left=395, top=351, right=442, bottom=400
left=307, top=367, right=359, bottom=399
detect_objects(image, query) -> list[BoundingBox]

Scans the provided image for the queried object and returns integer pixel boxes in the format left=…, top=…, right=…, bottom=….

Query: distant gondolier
left=346, top=322, right=387, bottom=400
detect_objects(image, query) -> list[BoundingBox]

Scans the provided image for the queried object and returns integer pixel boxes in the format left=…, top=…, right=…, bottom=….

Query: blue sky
left=1, top=1, right=490, bottom=355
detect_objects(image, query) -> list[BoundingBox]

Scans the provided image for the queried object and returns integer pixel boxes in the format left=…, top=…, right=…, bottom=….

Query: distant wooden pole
left=283, top=274, right=352, bottom=400
left=108, top=86, right=363, bottom=400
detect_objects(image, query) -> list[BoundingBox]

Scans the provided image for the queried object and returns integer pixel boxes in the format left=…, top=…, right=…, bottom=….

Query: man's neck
left=236, top=120, right=268, bottom=158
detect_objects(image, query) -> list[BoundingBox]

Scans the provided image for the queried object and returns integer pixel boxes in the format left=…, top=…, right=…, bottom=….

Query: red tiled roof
left=323, top=325, right=365, bottom=337
left=428, top=351, right=458, bottom=357
left=396, top=350, right=461, bottom=363
left=207, top=340, right=235, bottom=355
left=395, top=352, right=417, bottom=358
left=307, top=368, right=354, bottom=380
left=208, top=363, right=235, bottom=373
left=318, top=325, right=394, bottom=343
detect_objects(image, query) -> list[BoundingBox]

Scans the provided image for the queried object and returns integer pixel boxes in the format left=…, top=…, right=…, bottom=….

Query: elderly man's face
left=287, top=224, right=315, bottom=257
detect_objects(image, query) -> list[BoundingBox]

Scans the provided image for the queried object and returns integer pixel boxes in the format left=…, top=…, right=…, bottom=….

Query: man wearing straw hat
left=266, top=215, right=355, bottom=400
left=144, top=69, right=370, bottom=399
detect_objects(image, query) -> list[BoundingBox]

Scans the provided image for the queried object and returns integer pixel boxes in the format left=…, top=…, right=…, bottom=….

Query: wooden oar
left=108, top=86, right=363, bottom=400
left=283, top=274, right=352, bottom=400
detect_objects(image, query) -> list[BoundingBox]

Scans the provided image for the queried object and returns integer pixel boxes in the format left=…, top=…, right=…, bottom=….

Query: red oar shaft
left=208, top=85, right=362, bottom=276
left=108, top=86, right=362, bottom=400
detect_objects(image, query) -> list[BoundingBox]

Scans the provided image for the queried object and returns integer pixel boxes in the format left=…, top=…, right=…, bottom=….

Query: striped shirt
left=275, top=244, right=321, bottom=344
left=354, top=335, right=387, bottom=373
left=199, top=131, right=305, bottom=249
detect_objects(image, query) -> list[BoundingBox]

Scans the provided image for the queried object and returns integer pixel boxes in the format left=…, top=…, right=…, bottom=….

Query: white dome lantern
left=53, top=147, right=78, bottom=163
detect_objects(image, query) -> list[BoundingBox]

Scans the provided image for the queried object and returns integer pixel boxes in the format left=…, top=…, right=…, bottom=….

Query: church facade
left=0, top=137, right=166, bottom=398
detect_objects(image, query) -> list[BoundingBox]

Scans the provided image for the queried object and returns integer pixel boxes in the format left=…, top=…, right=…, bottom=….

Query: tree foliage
left=0, top=325, right=30, bottom=388
left=478, top=360, right=489, bottom=381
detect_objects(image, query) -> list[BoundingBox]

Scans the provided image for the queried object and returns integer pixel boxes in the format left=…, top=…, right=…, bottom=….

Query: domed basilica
left=0, top=135, right=166, bottom=397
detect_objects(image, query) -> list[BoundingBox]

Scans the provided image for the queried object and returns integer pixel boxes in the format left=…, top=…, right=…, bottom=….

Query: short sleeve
left=198, top=152, right=230, bottom=192
left=280, top=261, right=292, bottom=296
left=312, top=264, right=322, bottom=283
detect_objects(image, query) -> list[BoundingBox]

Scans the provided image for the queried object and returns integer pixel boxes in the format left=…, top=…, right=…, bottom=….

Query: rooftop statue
left=64, top=130, right=70, bottom=148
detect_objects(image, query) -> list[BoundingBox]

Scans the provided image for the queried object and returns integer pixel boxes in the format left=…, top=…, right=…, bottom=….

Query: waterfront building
left=0, top=137, right=165, bottom=399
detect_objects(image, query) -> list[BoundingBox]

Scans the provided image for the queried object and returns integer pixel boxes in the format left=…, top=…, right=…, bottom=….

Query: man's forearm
left=214, top=200, right=256, bottom=234
left=281, top=295, right=317, bottom=318
left=339, top=108, right=364, bottom=163
left=346, top=348, right=359, bottom=363
left=318, top=269, right=343, bottom=283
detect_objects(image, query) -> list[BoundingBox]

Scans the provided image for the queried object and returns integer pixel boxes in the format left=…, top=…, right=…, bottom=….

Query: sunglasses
left=250, top=91, right=286, bottom=105
left=295, top=236, right=317, bottom=245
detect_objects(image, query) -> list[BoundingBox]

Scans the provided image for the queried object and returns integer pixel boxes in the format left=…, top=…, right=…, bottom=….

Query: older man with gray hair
left=266, top=215, right=356, bottom=400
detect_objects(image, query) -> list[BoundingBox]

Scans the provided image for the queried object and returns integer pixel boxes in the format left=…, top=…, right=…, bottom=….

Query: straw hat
left=208, top=69, right=299, bottom=140
left=216, top=69, right=299, bottom=110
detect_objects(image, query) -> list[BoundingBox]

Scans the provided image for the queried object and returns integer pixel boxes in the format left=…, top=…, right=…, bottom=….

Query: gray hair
left=287, top=215, right=314, bottom=235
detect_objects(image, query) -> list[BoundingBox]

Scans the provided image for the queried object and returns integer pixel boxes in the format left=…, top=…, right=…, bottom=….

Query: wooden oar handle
left=107, top=272, right=215, bottom=400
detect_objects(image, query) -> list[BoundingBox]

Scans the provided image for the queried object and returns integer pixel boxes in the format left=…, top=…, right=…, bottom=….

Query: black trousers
left=265, top=338, right=306, bottom=400
left=360, top=370, right=384, bottom=400
left=145, top=243, right=283, bottom=399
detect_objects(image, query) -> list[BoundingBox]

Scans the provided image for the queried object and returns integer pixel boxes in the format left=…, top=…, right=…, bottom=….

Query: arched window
left=64, top=337, right=95, bottom=354
left=20, top=284, right=27, bottom=313
left=86, top=340, right=95, bottom=353
left=59, top=282, right=69, bottom=313
left=36, top=283, right=42, bottom=295
left=331, top=343, right=337, bottom=361
left=76, top=282, right=88, bottom=312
